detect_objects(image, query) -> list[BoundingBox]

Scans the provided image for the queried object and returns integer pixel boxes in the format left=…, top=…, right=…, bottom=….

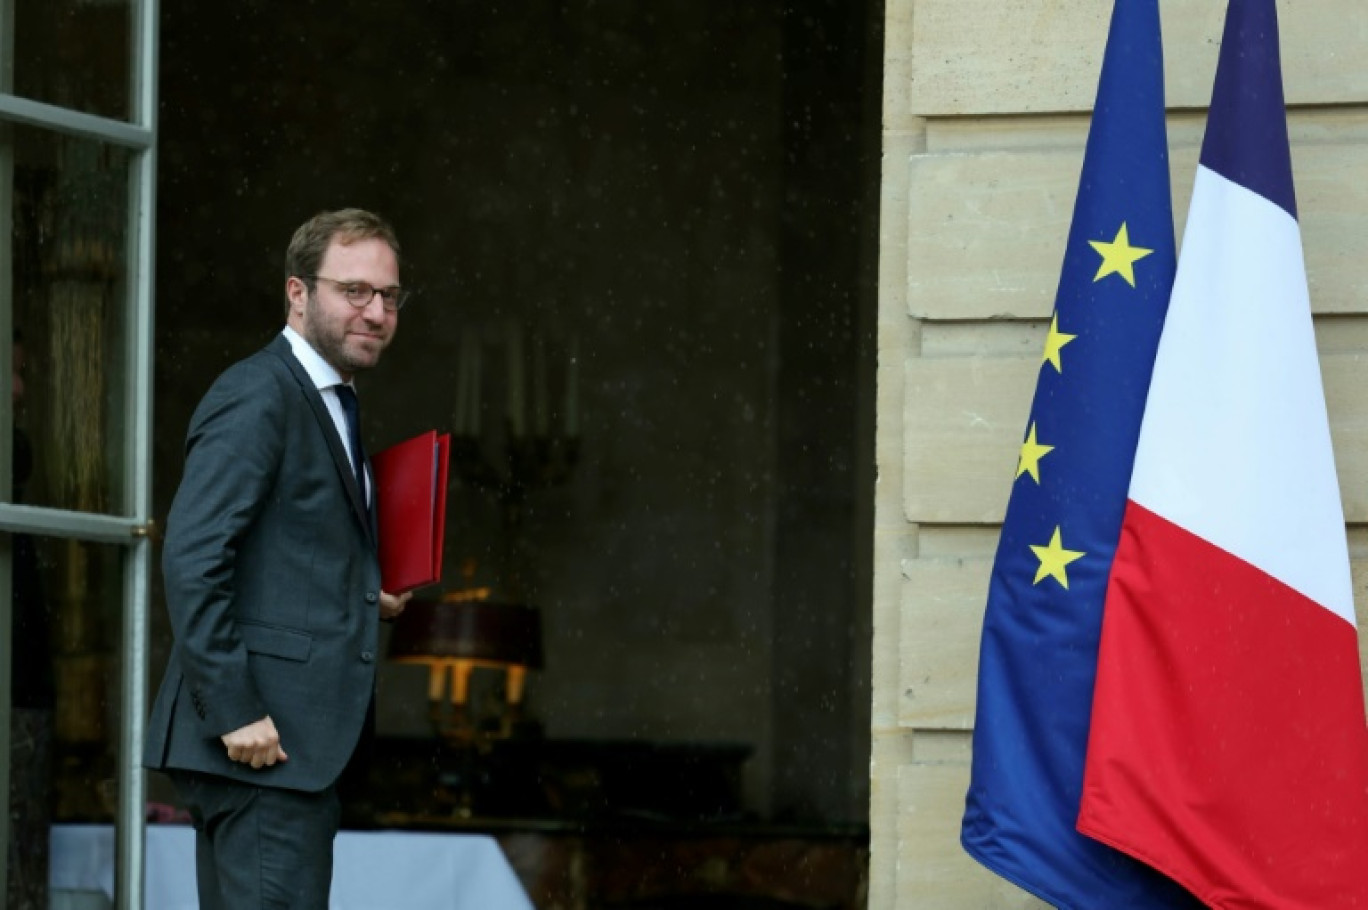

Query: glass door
left=0, top=0, right=157, bottom=907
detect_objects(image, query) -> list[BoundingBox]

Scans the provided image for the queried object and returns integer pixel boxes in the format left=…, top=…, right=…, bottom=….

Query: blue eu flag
left=960, top=1, right=1200, bottom=906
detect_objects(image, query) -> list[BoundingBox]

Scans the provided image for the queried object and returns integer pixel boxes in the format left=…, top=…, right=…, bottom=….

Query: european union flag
left=960, top=0, right=1200, bottom=905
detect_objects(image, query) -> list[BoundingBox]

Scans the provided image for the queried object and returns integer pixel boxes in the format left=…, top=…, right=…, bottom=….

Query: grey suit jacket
left=144, top=333, right=382, bottom=792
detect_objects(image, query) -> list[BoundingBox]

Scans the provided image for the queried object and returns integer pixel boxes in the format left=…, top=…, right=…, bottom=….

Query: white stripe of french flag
left=1077, top=1, right=1368, bottom=906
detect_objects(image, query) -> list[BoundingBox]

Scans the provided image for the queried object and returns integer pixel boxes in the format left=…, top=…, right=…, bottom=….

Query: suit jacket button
left=361, top=651, right=374, bottom=663
left=365, top=592, right=378, bottom=604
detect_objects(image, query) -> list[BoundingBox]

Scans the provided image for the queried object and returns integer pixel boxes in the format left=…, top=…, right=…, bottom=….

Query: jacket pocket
left=238, top=621, right=312, bottom=662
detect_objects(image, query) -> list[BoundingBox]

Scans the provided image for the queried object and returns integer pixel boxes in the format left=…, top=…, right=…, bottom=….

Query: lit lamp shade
left=389, top=599, right=544, bottom=706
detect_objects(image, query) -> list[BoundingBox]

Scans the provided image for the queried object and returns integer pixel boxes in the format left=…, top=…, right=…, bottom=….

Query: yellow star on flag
left=1030, top=526, right=1086, bottom=589
left=1089, top=222, right=1152, bottom=287
left=1016, top=422, right=1054, bottom=484
left=1042, top=313, right=1076, bottom=373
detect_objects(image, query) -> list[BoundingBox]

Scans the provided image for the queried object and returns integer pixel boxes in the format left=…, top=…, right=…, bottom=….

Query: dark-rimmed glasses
left=307, top=274, right=409, bottom=312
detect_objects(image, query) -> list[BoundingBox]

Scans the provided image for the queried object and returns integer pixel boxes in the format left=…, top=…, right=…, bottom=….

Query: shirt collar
left=281, top=326, right=349, bottom=392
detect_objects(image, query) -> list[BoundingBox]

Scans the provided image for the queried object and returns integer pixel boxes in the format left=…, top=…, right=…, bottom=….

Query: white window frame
left=0, top=2, right=158, bottom=906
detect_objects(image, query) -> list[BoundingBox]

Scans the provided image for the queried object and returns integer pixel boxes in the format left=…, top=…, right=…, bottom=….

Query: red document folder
left=372, top=430, right=451, bottom=593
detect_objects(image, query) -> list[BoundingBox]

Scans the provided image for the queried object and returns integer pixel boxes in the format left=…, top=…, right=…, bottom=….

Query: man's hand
left=379, top=590, right=411, bottom=620
left=221, top=716, right=288, bottom=769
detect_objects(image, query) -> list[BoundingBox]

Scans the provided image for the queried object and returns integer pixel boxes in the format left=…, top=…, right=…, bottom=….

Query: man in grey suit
left=145, top=208, right=413, bottom=908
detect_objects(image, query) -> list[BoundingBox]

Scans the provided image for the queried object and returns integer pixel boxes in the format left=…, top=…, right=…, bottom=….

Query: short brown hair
left=285, top=208, right=401, bottom=292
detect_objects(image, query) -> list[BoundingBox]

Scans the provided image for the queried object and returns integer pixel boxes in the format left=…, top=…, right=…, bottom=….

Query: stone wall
left=872, top=0, right=1368, bottom=904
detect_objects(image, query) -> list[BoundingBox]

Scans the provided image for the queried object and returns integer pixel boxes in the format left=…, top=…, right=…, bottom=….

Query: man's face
left=286, top=236, right=400, bottom=379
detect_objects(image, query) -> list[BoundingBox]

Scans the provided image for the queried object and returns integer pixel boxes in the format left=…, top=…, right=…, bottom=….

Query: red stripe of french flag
left=1078, top=131, right=1368, bottom=909
left=1085, top=502, right=1368, bottom=907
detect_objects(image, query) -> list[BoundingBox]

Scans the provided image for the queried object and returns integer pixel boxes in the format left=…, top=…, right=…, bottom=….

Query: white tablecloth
left=50, top=824, right=535, bottom=910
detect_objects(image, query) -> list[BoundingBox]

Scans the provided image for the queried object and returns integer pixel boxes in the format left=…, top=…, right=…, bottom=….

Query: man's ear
left=285, top=276, right=309, bottom=316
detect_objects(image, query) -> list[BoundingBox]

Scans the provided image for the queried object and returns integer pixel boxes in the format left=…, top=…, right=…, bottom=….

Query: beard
left=301, top=292, right=386, bottom=377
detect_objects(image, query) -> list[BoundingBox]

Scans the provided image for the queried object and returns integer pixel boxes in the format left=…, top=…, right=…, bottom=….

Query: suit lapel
left=264, top=335, right=376, bottom=547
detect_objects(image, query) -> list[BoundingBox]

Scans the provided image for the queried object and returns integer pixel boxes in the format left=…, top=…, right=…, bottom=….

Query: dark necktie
left=334, top=384, right=367, bottom=504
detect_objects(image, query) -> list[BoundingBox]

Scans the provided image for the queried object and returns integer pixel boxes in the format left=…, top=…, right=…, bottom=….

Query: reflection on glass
left=7, top=124, right=130, bottom=515
left=6, top=533, right=124, bottom=905
left=12, top=0, right=133, bottom=121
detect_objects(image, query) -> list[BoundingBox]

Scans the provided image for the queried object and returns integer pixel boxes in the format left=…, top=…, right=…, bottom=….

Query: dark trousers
left=169, top=770, right=341, bottom=910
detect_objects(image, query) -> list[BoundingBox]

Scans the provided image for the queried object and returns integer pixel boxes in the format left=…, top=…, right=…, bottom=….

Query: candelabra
left=448, top=323, right=580, bottom=598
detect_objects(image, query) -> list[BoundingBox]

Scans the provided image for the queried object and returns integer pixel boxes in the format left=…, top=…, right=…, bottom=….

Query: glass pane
left=5, top=533, right=126, bottom=906
left=6, top=124, right=131, bottom=515
left=11, top=0, right=133, bottom=122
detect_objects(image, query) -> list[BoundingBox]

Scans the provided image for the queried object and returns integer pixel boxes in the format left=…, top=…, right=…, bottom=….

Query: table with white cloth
left=49, top=823, right=536, bottom=910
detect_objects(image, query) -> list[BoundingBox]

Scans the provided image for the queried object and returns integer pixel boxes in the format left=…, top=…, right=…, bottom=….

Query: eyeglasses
left=307, top=275, right=410, bottom=312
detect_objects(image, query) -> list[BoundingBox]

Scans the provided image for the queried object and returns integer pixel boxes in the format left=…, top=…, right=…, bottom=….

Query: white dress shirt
left=281, top=325, right=368, bottom=503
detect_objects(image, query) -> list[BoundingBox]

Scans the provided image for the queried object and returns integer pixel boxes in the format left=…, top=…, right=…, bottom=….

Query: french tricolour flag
left=1078, top=1, right=1368, bottom=906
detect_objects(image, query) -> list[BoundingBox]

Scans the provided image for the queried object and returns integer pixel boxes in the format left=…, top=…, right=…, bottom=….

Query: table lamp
left=388, top=594, right=544, bottom=745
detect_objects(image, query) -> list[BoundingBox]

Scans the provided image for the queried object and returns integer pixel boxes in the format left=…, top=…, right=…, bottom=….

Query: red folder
left=372, top=430, right=451, bottom=593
